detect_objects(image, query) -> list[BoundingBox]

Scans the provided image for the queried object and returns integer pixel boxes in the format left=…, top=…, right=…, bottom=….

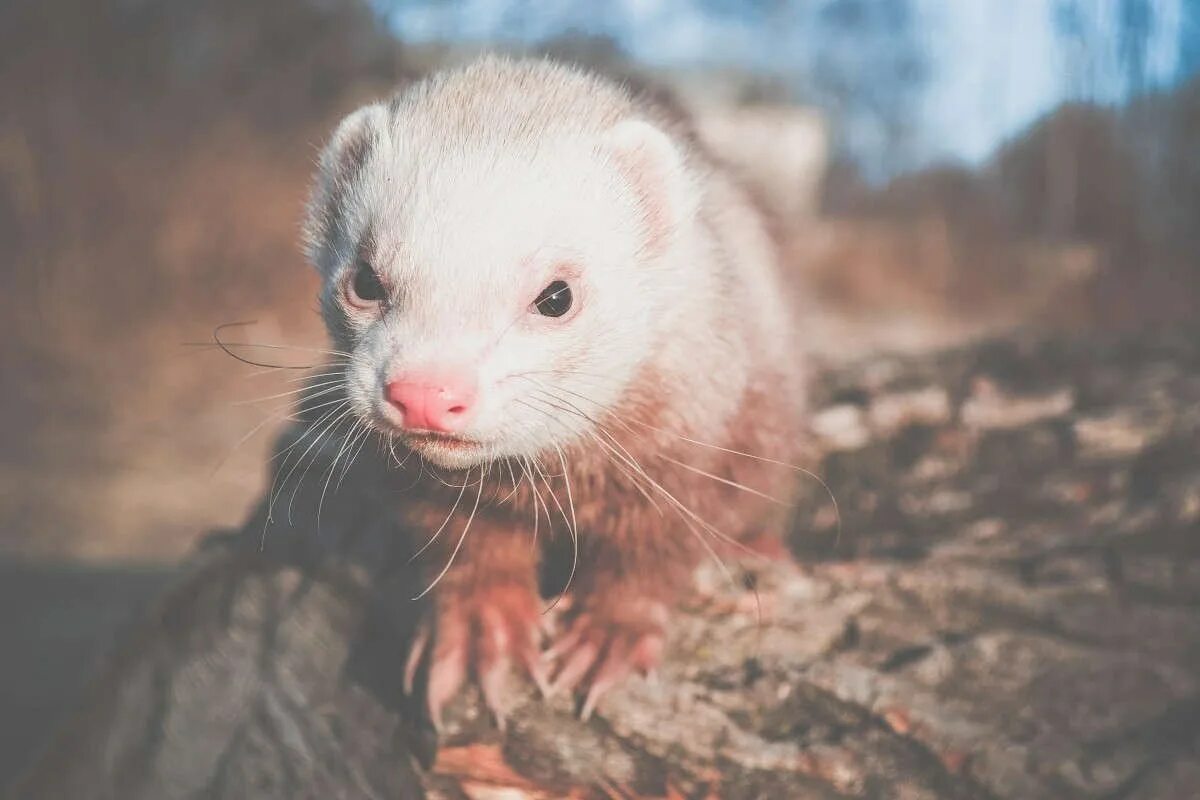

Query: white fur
left=305, top=57, right=787, bottom=469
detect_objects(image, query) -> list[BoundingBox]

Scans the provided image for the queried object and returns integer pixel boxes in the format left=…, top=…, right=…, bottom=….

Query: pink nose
left=384, top=371, right=477, bottom=433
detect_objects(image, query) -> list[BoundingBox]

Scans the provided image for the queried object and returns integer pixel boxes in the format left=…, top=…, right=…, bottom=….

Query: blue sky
left=374, top=0, right=1199, bottom=180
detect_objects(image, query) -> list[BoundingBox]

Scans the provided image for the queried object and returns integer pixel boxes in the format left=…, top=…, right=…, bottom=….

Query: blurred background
left=1, top=0, right=1197, bottom=786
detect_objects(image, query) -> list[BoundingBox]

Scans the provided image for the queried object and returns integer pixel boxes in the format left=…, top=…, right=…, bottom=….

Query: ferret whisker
left=528, top=381, right=836, bottom=543
left=253, top=402, right=348, bottom=472
left=586, top=431, right=665, bottom=513
left=239, top=361, right=347, bottom=381
left=495, top=457, right=525, bottom=505
left=418, top=459, right=430, bottom=488
left=409, top=466, right=471, bottom=563
left=528, top=454, right=576, bottom=611
left=521, top=393, right=757, bottom=568
left=627, top=419, right=842, bottom=543
left=194, top=343, right=323, bottom=370
left=187, top=343, right=352, bottom=361
left=412, top=465, right=486, bottom=600
left=193, top=327, right=355, bottom=371
left=519, top=378, right=643, bottom=444
left=657, top=454, right=791, bottom=507
left=519, top=392, right=663, bottom=513
left=532, top=455, right=573, bottom=549
left=206, top=322, right=354, bottom=358
left=265, top=399, right=349, bottom=484
left=267, top=401, right=351, bottom=522
left=211, top=400, right=306, bottom=477
left=520, top=378, right=634, bottom=436
left=242, top=365, right=285, bottom=380
left=184, top=340, right=349, bottom=358
left=506, top=412, right=576, bottom=556
left=317, top=416, right=365, bottom=532
left=523, top=391, right=757, bottom=575
left=520, top=456, right=548, bottom=553
left=338, top=425, right=375, bottom=491
left=232, top=379, right=346, bottom=407
left=258, top=399, right=349, bottom=548
left=315, top=419, right=355, bottom=531
left=244, top=392, right=350, bottom=455
left=600, top=449, right=748, bottom=595
left=282, top=366, right=350, bottom=385
left=524, top=387, right=647, bottom=474
left=256, top=397, right=352, bottom=480
left=387, top=433, right=417, bottom=472
left=519, top=398, right=715, bottom=611
left=331, top=423, right=373, bottom=501
left=293, top=392, right=357, bottom=419
left=286, top=406, right=357, bottom=525
left=531, top=398, right=662, bottom=512
left=544, top=443, right=579, bottom=613
left=425, top=463, right=488, bottom=490
left=514, top=368, right=627, bottom=386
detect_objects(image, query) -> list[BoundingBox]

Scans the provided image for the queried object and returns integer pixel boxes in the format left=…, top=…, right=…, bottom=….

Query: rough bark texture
left=11, top=328, right=1200, bottom=799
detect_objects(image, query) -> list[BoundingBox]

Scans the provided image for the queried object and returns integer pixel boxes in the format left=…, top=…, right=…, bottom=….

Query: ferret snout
left=384, top=369, right=478, bottom=434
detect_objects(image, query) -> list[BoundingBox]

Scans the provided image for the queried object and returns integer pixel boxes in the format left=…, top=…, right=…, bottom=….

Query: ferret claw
left=405, top=581, right=545, bottom=729
left=548, top=641, right=599, bottom=697
left=547, top=599, right=666, bottom=719
left=403, top=624, right=430, bottom=696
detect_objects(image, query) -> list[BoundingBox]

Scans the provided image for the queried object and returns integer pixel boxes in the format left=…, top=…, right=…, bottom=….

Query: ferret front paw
left=546, top=590, right=667, bottom=719
left=404, top=580, right=548, bottom=729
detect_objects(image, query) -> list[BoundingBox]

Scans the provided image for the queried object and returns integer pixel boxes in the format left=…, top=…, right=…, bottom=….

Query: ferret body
left=303, top=57, right=807, bottom=723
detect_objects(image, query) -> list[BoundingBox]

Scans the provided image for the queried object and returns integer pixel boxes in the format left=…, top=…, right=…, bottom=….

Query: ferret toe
left=548, top=600, right=667, bottom=718
left=410, top=580, right=545, bottom=728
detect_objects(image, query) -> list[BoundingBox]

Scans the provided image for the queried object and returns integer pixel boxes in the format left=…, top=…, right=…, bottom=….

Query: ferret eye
left=349, top=259, right=386, bottom=304
left=533, top=280, right=573, bottom=318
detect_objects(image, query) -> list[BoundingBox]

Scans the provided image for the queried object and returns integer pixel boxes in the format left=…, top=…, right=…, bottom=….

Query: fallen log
left=13, top=328, right=1200, bottom=799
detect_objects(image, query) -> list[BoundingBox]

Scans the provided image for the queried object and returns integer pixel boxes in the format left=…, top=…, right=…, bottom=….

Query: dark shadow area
left=0, top=560, right=173, bottom=784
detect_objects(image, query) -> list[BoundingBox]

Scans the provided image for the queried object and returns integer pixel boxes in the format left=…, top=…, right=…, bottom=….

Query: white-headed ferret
left=302, top=57, right=807, bottom=725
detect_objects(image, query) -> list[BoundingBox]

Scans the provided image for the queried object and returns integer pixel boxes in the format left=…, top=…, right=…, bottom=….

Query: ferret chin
left=402, top=432, right=489, bottom=469
left=303, top=55, right=809, bottom=726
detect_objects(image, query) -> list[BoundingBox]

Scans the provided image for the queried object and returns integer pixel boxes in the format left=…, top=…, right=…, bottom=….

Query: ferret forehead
left=340, top=58, right=646, bottom=285
left=387, top=56, right=630, bottom=146
left=362, top=136, right=618, bottom=272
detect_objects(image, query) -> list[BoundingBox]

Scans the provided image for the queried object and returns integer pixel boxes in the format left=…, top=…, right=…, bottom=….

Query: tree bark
left=13, top=328, right=1200, bottom=799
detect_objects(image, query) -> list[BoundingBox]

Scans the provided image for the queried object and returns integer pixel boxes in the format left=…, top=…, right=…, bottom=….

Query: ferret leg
left=546, top=547, right=689, bottom=719
left=404, top=515, right=547, bottom=729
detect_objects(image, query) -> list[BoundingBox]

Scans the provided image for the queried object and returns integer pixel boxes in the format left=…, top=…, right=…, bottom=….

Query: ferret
left=302, top=56, right=808, bottom=725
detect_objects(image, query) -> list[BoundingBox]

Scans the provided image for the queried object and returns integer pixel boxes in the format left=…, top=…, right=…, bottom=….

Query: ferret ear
left=303, top=102, right=390, bottom=272
left=602, top=119, right=691, bottom=258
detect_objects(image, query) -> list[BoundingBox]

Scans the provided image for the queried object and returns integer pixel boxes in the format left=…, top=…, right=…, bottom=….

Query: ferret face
left=307, top=92, right=689, bottom=470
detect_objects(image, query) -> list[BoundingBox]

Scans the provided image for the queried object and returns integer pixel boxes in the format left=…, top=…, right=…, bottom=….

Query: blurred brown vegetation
left=1, top=0, right=1198, bottom=561
left=809, top=80, right=1200, bottom=334
left=0, top=0, right=415, bottom=559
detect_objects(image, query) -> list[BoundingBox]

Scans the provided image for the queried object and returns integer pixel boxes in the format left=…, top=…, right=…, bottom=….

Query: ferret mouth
left=399, top=430, right=491, bottom=468
left=402, top=431, right=480, bottom=450
left=371, top=411, right=490, bottom=464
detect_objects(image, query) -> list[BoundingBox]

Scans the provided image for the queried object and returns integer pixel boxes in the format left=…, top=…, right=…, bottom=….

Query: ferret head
left=304, top=59, right=701, bottom=469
